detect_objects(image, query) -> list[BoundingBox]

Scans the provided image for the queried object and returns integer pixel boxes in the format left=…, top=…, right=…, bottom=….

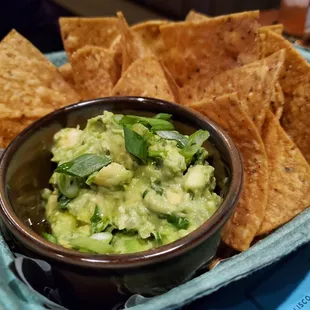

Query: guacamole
left=42, top=111, right=222, bottom=254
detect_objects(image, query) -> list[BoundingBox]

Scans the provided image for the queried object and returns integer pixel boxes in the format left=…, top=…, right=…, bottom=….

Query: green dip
left=42, top=111, right=222, bottom=254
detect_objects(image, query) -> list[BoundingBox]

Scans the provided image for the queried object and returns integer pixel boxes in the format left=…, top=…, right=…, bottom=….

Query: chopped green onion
left=156, top=130, right=188, bottom=148
left=90, top=206, right=101, bottom=223
left=90, top=206, right=109, bottom=233
left=55, top=154, right=111, bottom=178
left=191, top=148, right=208, bottom=165
left=153, top=231, right=163, bottom=244
left=120, top=115, right=174, bottom=131
left=57, top=195, right=71, bottom=210
left=148, top=150, right=162, bottom=158
left=70, top=236, right=112, bottom=254
left=57, top=174, right=80, bottom=198
left=42, top=233, right=58, bottom=244
left=142, top=189, right=148, bottom=199
left=154, top=113, right=172, bottom=120
left=167, top=214, right=190, bottom=230
left=180, top=130, right=210, bottom=163
left=123, top=125, right=148, bottom=163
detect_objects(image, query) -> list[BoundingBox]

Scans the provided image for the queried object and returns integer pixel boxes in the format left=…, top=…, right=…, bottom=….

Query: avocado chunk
left=91, top=163, right=133, bottom=188
left=143, top=189, right=179, bottom=214
left=183, top=165, right=214, bottom=192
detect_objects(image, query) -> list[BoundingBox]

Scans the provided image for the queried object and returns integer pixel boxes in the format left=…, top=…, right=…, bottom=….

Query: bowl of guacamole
left=0, top=97, right=243, bottom=306
left=42, top=110, right=223, bottom=254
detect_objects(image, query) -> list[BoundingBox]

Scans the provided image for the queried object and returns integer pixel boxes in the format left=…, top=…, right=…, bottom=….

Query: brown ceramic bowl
left=0, top=97, right=243, bottom=309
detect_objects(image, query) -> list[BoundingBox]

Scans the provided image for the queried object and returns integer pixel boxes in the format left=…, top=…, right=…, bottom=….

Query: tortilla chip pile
left=0, top=10, right=309, bottom=253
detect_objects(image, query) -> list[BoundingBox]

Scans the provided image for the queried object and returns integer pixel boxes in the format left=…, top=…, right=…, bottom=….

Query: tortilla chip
left=161, top=62, right=180, bottom=103
left=281, top=78, right=310, bottom=163
left=185, top=11, right=280, bottom=68
left=257, top=110, right=310, bottom=235
left=109, top=35, right=123, bottom=80
left=261, top=31, right=310, bottom=96
left=261, top=31, right=310, bottom=162
left=0, top=29, right=47, bottom=62
left=70, top=45, right=118, bottom=100
left=191, top=94, right=268, bottom=251
left=260, top=24, right=283, bottom=35
left=160, top=11, right=260, bottom=87
left=59, top=17, right=120, bottom=60
left=270, top=82, right=284, bottom=119
left=130, top=20, right=180, bottom=100
left=131, top=20, right=169, bottom=58
left=112, top=57, right=177, bottom=102
left=117, top=12, right=152, bottom=74
left=185, top=10, right=209, bottom=22
left=0, top=31, right=80, bottom=120
left=0, top=116, right=35, bottom=148
left=185, top=10, right=282, bottom=35
left=58, top=63, right=76, bottom=90
left=183, top=50, right=285, bottom=131
left=187, top=11, right=281, bottom=65
left=259, top=32, right=266, bottom=58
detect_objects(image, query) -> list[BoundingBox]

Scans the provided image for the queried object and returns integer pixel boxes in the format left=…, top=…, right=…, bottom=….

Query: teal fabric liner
left=294, top=45, right=310, bottom=62
left=46, top=51, right=68, bottom=67
left=0, top=46, right=310, bottom=310
left=0, top=227, right=61, bottom=310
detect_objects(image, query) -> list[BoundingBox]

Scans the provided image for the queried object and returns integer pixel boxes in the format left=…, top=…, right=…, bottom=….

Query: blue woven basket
left=0, top=46, right=309, bottom=310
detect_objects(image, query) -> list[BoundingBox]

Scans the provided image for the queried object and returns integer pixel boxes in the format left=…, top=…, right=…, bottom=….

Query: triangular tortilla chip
left=70, top=45, right=118, bottom=100
left=185, top=10, right=210, bottom=22
left=161, top=62, right=180, bottom=103
left=160, top=11, right=260, bottom=87
left=112, top=57, right=177, bottom=102
left=261, top=30, right=310, bottom=95
left=261, top=31, right=310, bottom=162
left=109, top=34, right=123, bottom=80
left=131, top=20, right=169, bottom=58
left=260, top=24, right=283, bottom=35
left=183, top=50, right=285, bottom=131
left=185, top=10, right=283, bottom=35
left=117, top=12, right=152, bottom=74
left=0, top=30, right=80, bottom=119
left=270, top=82, right=284, bottom=119
left=0, top=116, right=35, bottom=148
left=59, top=17, right=120, bottom=60
left=259, top=32, right=266, bottom=58
left=191, top=94, right=268, bottom=251
left=0, top=29, right=48, bottom=62
left=184, top=9, right=281, bottom=65
left=58, top=63, right=76, bottom=90
left=281, top=77, right=310, bottom=163
left=257, top=110, right=310, bottom=235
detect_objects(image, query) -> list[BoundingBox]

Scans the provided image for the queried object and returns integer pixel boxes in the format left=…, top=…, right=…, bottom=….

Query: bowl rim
left=0, top=96, right=243, bottom=269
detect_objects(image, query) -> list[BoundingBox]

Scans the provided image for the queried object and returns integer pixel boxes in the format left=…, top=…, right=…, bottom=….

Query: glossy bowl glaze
left=0, top=97, right=243, bottom=309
